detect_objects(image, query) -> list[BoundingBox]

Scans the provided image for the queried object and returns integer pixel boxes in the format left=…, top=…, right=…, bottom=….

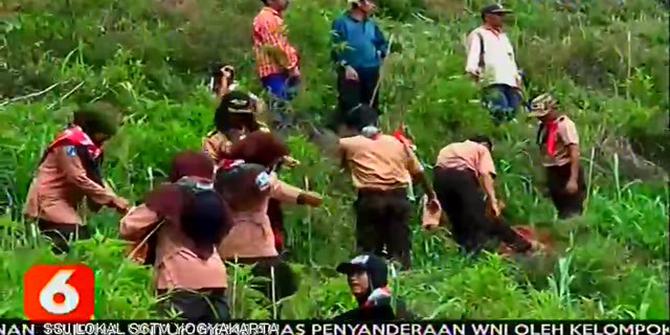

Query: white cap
left=347, top=0, right=361, bottom=4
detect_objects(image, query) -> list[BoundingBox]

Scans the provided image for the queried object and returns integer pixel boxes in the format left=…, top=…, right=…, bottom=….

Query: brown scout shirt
left=435, top=140, right=497, bottom=178
left=542, top=116, right=579, bottom=167
left=24, top=146, right=118, bottom=225
left=202, top=125, right=272, bottom=163
left=120, top=204, right=228, bottom=290
left=218, top=173, right=302, bottom=260
left=338, top=134, right=423, bottom=190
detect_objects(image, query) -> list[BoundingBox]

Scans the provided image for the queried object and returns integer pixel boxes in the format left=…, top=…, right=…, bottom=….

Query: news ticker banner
left=0, top=321, right=668, bottom=335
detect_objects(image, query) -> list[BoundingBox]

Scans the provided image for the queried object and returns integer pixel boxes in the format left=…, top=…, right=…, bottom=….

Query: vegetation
left=0, top=0, right=668, bottom=319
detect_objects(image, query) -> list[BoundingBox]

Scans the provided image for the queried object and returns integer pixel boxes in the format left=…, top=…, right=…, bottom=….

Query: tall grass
left=0, top=0, right=667, bottom=319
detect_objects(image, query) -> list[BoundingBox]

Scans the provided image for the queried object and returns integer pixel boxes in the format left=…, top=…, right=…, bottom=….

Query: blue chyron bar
left=0, top=320, right=668, bottom=335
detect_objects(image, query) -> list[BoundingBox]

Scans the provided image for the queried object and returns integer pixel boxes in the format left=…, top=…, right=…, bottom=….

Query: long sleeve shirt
left=120, top=204, right=228, bottom=290
left=253, top=6, right=299, bottom=79
left=331, top=13, right=387, bottom=70
left=218, top=174, right=303, bottom=260
left=24, top=146, right=118, bottom=225
left=465, top=26, right=520, bottom=88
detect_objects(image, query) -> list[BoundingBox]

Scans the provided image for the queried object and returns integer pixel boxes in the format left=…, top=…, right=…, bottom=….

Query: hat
left=481, top=4, right=513, bottom=16
left=345, top=104, right=380, bottom=131
left=336, top=253, right=388, bottom=288
left=529, top=93, right=557, bottom=117
left=221, top=91, right=256, bottom=114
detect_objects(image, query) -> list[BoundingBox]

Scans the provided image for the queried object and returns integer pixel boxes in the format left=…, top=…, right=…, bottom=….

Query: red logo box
left=24, top=264, right=95, bottom=321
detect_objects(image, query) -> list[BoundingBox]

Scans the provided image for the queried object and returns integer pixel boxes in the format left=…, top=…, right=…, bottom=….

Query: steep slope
left=0, top=0, right=667, bottom=319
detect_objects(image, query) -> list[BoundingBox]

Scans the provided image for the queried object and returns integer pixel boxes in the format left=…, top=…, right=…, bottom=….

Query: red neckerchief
left=545, top=120, right=559, bottom=157
left=392, top=126, right=417, bottom=151
left=47, top=126, right=102, bottom=160
left=218, top=158, right=245, bottom=171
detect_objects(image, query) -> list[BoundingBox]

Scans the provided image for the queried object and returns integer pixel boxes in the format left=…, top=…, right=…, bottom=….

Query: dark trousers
left=482, top=84, right=523, bottom=125
left=546, top=163, right=586, bottom=219
left=354, top=188, right=412, bottom=269
left=335, top=66, right=380, bottom=128
left=159, top=289, right=230, bottom=321
left=37, top=220, right=91, bottom=254
left=433, top=168, right=531, bottom=254
left=229, top=256, right=298, bottom=302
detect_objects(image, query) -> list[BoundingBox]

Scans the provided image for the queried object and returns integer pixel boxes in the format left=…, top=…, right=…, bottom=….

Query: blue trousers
left=482, top=84, right=523, bottom=124
left=261, top=73, right=299, bottom=128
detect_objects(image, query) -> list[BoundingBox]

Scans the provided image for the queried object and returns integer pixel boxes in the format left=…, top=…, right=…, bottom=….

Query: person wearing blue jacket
left=331, top=0, right=388, bottom=134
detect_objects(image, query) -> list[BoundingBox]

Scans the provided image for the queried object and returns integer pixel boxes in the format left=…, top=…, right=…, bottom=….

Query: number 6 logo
left=24, top=265, right=94, bottom=321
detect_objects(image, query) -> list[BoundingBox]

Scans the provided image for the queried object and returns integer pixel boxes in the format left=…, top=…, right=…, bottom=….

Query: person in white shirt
left=465, top=4, right=523, bottom=125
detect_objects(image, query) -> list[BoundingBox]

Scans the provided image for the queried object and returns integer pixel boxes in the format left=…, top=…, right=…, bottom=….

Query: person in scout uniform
left=336, top=104, right=438, bottom=270
left=23, top=102, right=129, bottom=254
left=334, top=253, right=411, bottom=320
left=203, top=91, right=298, bottom=254
left=530, top=93, right=586, bottom=219
left=203, top=90, right=299, bottom=166
left=121, top=151, right=233, bottom=321
left=433, top=136, right=537, bottom=255
left=215, top=131, right=323, bottom=303
left=203, top=91, right=271, bottom=163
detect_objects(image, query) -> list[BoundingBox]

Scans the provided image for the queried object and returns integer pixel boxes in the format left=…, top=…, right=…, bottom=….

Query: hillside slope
left=0, top=0, right=668, bottom=319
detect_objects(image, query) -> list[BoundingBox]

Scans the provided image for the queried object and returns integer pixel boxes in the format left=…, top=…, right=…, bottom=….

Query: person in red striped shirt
left=253, top=0, right=300, bottom=128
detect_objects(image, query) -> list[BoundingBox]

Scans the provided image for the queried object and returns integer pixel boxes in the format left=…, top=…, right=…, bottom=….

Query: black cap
left=345, top=104, right=379, bottom=131
left=336, top=253, right=388, bottom=289
left=481, top=4, right=513, bottom=16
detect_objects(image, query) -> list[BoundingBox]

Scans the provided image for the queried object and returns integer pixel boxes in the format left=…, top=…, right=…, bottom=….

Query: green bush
left=0, top=0, right=667, bottom=319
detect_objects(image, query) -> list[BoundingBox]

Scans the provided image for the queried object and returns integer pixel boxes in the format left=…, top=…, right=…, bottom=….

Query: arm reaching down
left=56, top=146, right=128, bottom=212
left=566, top=144, right=580, bottom=194
left=479, top=173, right=500, bottom=217
left=119, top=204, right=161, bottom=242
left=465, top=31, right=482, bottom=80
left=406, top=150, right=437, bottom=202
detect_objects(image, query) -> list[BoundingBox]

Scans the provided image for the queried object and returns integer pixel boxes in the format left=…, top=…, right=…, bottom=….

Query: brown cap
left=528, top=93, right=557, bottom=117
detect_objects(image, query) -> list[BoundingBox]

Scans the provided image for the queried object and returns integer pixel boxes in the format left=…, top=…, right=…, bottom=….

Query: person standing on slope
left=23, top=103, right=129, bottom=254
left=334, top=253, right=412, bottom=321
left=529, top=93, right=586, bottom=219
left=120, top=151, right=233, bottom=321
left=203, top=91, right=271, bottom=164
left=433, top=136, right=535, bottom=254
left=331, top=0, right=388, bottom=134
left=465, top=4, right=523, bottom=125
left=336, top=104, right=437, bottom=270
left=253, top=0, right=300, bottom=128
left=215, top=131, right=322, bottom=301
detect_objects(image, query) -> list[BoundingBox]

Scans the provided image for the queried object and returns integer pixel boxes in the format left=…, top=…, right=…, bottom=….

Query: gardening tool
left=392, top=124, right=417, bottom=201
left=368, top=34, right=395, bottom=108
left=126, top=218, right=164, bottom=265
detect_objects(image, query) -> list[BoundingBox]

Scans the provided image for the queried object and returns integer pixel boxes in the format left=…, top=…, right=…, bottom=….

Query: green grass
left=0, top=0, right=668, bottom=319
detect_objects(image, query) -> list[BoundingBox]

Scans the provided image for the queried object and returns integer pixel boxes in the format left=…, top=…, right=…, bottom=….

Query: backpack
left=476, top=32, right=485, bottom=69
